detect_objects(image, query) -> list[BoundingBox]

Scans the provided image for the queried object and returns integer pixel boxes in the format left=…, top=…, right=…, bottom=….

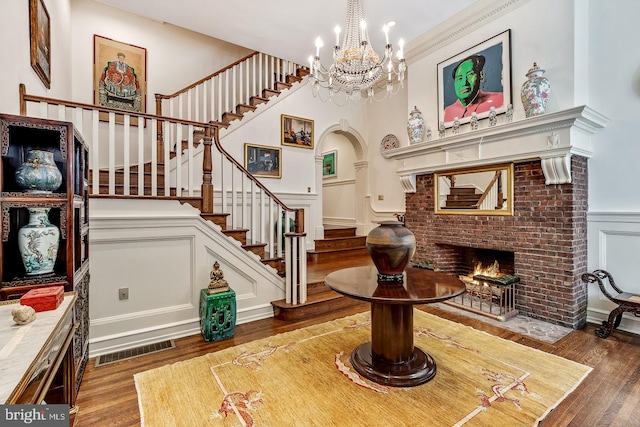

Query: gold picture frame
left=434, top=163, right=514, bottom=215
left=29, top=0, right=51, bottom=89
left=93, top=35, right=147, bottom=124
left=281, top=114, right=314, bottom=149
left=245, top=144, right=282, bottom=178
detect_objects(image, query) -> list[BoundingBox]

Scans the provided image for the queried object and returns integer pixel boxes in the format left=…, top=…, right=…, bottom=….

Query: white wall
left=0, top=0, right=74, bottom=114
left=69, top=0, right=252, bottom=109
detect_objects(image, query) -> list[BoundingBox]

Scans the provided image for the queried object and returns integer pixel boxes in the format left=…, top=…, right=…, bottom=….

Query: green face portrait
left=453, top=59, right=481, bottom=106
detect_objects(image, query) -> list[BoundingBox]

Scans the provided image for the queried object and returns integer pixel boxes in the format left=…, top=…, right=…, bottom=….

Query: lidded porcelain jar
left=15, top=149, right=63, bottom=193
left=521, top=62, right=550, bottom=117
left=407, top=106, right=425, bottom=144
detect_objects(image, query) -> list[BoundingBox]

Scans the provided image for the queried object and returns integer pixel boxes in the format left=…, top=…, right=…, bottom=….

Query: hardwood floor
left=75, top=255, right=640, bottom=426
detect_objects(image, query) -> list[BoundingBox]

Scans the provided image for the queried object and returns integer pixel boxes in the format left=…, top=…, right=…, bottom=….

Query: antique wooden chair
left=581, top=269, right=640, bottom=338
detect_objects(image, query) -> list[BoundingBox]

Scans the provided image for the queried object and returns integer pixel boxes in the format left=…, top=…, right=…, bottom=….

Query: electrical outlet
left=119, top=288, right=129, bottom=300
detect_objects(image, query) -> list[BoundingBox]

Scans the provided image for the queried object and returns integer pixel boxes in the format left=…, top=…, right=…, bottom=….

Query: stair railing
left=209, top=127, right=307, bottom=302
left=155, top=51, right=304, bottom=124
left=20, top=84, right=308, bottom=303
left=19, top=84, right=217, bottom=212
left=476, top=171, right=503, bottom=210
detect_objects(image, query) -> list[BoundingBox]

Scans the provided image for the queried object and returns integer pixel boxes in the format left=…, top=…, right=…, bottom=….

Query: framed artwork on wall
left=281, top=114, right=314, bottom=149
left=93, top=35, right=147, bottom=124
left=322, top=150, right=337, bottom=178
left=245, top=144, right=282, bottom=178
left=437, top=30, right=511, bottom=128
left=29, top=0, right=51, bottom=89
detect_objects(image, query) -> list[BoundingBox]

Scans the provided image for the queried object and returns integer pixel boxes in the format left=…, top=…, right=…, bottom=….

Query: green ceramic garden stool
left=199, top=288, right=236, bottom=342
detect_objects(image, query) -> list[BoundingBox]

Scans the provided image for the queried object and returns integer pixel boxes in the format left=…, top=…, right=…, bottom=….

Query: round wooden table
left=325, top=266, right=466, bottom=387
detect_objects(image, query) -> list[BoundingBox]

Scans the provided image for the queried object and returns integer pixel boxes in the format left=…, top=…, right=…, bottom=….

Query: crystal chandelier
left=308, top=0, right=406, bottom=104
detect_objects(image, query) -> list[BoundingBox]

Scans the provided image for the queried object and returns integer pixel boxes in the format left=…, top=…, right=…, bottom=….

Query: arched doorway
left=315, top=120, right=368, bottom=239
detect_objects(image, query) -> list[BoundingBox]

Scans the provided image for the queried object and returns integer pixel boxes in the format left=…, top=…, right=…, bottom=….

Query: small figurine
left=452, top=117, right=460, bottom=135
left=489, top=106, right=497, bottom=127
left=470, top=112, right=478, bottom=130
left=208, top=261, right=230, bottom=294
left=506, top=103, right=514, bottom=122
left=425, top=126, right=432, bottom=141
left=438, top=121, right=445, bottom=138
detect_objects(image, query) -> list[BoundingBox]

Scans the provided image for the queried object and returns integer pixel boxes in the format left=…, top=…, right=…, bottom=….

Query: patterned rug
left=135, top=310, right=591, bottom=426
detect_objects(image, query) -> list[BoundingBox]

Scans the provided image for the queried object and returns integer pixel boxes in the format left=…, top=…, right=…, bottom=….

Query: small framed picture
left=245, top=144, right=282, bottom=178
left=322, top=150, right=337, bottom=178
left=437, top=30, right=511, bottom=127
left=29, top=0, right=51, bottom=89
left=281, top=114, right=314, bottom=149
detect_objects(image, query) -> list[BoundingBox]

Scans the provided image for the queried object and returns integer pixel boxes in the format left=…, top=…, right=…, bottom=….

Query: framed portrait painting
left=29, top=0, right=51, bottom=89
left=322, top=150, right=337, bottom=178
left=437, top=30, right=511, bottom=128
left=281, top=115, right=314, bottom=149
left=93, top=35, right=147, bottom=122
left=245, top=144, right=282, bottom=178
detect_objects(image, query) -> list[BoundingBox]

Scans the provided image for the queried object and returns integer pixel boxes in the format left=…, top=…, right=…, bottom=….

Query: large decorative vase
left=366, top=221, right=416, bottom=282
left=18, top=208, right=60, bottom=275
left=15, top=149, right=63, bottom=193
left=520, top=62, right=550, bottom=117
left=407, top=106, right=425, bottom=144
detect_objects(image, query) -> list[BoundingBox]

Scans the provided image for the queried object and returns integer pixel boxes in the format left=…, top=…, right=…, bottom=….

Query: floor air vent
left=95, top=340, right=176, bottom=367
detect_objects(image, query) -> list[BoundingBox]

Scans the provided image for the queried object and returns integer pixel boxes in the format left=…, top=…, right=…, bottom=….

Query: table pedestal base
left=351, top=342, right=437, bottom=387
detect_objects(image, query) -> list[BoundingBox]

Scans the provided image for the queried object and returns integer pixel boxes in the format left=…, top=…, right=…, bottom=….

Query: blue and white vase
left=521, top=62, right=550, bottom=117
left=407, top=106, right=425, bottom=144
left=18, top=208, right=60, bottom=275
left=15, top=149, right=63, bottom=193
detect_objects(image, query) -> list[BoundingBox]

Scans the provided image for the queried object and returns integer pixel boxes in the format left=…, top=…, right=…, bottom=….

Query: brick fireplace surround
left=405, top=157, right=588, bottom=329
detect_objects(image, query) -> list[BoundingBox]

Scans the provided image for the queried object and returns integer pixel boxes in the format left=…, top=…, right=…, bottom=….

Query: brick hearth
left=405, top=157, right=588, bottom=329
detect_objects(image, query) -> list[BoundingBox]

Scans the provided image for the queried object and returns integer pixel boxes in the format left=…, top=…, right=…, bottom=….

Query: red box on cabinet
left=20, top=286, right=64, bottom=312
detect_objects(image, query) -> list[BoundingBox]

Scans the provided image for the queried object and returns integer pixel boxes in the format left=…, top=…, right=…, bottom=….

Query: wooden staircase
left=306, top=226, right=368, bottom=262
left=442, top=187, right=482, bottom=209
left=88, top=67, right=311, bottom=274
left=271, top=226, right=371, bottom=320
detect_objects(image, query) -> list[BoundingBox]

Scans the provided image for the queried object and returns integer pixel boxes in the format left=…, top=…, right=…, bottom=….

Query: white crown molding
left=405, top=0, right=532, bottom=63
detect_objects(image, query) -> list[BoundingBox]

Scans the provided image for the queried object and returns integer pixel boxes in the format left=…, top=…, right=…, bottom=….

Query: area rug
left=135, top=311, right=591, bottom=426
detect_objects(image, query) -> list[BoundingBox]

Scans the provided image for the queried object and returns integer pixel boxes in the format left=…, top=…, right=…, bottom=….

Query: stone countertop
left=0, top=293, right=76, bottom=403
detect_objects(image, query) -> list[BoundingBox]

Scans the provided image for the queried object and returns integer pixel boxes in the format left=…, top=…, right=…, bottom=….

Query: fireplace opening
left=435, top=245, right=520, bottom=321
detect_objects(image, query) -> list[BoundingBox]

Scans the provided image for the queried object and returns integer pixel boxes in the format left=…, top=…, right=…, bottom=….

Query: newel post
left=201, top=125, right=215, bottom=214
left=294, top=209, right=304, bottom=233
left=154, top=95, right=164, bottom=163
left=19, top=84, right=26, bottom=115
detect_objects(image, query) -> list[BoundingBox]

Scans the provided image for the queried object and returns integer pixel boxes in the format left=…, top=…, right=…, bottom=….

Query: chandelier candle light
left=309, top=0, right=406, bottom=104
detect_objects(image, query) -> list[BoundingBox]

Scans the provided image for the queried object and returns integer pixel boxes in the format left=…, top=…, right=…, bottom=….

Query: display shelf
left=0, top=113, right=89, bottom=408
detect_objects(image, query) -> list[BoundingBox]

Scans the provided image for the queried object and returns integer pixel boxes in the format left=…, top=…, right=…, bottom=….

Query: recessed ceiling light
left=386, top=21, right=397, bottom=28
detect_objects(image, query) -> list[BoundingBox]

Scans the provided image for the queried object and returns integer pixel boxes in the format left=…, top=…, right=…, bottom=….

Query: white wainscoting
left=587, top=212, right=640, bottom=335
left=88, top=198, right=284, bottom=357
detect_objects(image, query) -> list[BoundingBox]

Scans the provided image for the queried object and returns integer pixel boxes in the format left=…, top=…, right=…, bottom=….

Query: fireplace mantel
left=383, top=105, right=608, bottom=192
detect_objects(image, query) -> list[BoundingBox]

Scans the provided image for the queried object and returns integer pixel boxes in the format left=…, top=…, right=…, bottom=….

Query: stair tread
left=307, top=246, right=367, bottom=254
left=271, top=288, right=355, bottom=308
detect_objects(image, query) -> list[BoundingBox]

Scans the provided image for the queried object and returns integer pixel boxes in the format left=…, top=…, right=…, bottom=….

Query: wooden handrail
left=210, top=124, right=303, bottom=233
left=19, top=84, right=220, bottom=130
left=474, top=171, right=501, bottom=208
left=154, top=51, right=260, bottom=100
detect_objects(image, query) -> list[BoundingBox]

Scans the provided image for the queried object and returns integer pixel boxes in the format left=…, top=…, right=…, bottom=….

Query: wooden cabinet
left=0, top=114, right=89, bottom=405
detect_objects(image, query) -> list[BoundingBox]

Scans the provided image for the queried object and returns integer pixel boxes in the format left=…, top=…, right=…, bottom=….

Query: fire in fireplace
left=445, top=259, right=520, bottom=322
